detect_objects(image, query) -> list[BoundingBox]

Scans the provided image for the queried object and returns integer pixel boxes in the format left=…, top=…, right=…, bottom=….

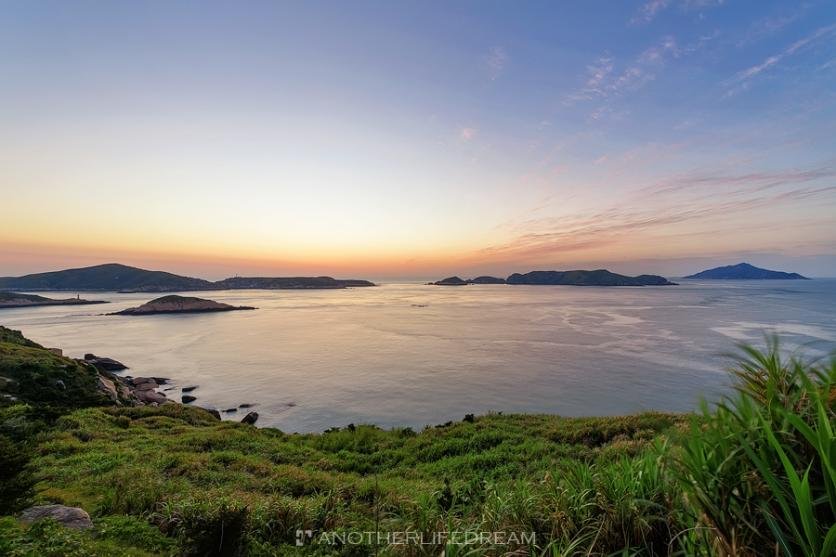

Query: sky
left=1, top=0, right=835, bottom=280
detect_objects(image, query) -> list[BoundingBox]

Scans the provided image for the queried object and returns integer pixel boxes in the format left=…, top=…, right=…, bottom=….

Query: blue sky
left=1, top=0, right=835, bottom=278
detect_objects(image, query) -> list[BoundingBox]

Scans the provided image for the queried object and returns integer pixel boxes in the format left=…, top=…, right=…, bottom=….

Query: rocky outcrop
left=202, top=408, right=221, bottom=420
left=20, top=505, right=93, bottom=530
left=124, top=377, right=168, bottom=404
left=84, top=354, right=128, bottom=371
left=96, top=375, right=118, bottom=402
left=241, top=411, right=259, bottom=425
left=112, top=295, right=256, bottom=315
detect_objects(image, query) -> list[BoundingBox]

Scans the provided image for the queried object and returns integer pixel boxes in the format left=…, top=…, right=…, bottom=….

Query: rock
left=182, top=395, right=197, bottom=404
left=239, top=403, right=255, bottom=408
left=97, top=375, right=118, bottom=402
left=48, top=348, right=63, bottom=356
left=20, top=505, right=93, bottom=530
left=201, top=408, right=221, bottom=420
left=240, top=411, right=259, bottom=425
left=132, top=382, right=158, bottom=392
left=83, top=354, right=127, bottom=371
left=135, top=389, right=166, bottom=404
left=151, top=377, right=169, bottom=384
left=131, top=377, right=157, bottom=386
left=181, top=385, right=198, bottom=393
left=223, top=407, right=237, bottom=413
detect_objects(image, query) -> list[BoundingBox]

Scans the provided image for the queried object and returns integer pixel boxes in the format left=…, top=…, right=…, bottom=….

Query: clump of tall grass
left=676, top=338, right=835, bottom=556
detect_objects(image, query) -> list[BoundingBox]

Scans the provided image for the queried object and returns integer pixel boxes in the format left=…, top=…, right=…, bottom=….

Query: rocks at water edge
left=83, top=353, right=128, bottom=371
left=20, top=505, right=93, bottom=530
left=182, top=394, right=197, bottom=403
left=201, top=408, right=221, bottom=420
left=181, top=385, right=198, bottom=392
left=127, top=377, right=167, bottom=404
left=241, top=411, right=259, bottom=425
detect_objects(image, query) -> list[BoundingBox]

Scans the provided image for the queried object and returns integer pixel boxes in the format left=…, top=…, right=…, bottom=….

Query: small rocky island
left=0, top=292, right=107, bottom=309
left=684, top=262, right=809, bottom=280
left=111, top=295, right=256, bottom=315
left=431, top=276, right=469, bottom=286
left=430, top=276, right=507, bottom=285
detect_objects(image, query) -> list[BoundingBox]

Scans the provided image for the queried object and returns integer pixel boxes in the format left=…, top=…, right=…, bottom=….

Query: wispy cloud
left=736, top=9, right=805, bottom=47
left=725, top=23, right=836, bottom=97
left=565, top=33, right=708, bottom=116
left=482, top=164, right=836, bottom=262
left=486, top=46, right=508, bottom=80
left=630, top=0, right=723, bottom=25
left=630, top=0, right=670, bottom=25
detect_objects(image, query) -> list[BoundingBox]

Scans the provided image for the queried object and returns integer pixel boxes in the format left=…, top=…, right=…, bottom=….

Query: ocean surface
left=2, top=280, right=835, bottom=432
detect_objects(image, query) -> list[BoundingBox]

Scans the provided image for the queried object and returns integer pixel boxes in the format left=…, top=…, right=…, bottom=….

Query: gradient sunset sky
left=2, top=1, right=835, bottom=279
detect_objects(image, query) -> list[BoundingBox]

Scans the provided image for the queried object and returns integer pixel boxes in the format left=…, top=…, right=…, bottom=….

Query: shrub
left=675, top=339, right=836, bottom=557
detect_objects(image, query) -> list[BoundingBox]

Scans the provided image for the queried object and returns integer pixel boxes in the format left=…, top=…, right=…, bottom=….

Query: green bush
left=676, top=339, right=836, bottom=556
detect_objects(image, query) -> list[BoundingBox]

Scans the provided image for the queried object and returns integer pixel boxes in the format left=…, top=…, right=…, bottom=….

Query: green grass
left=21, top=405, right=683, bottom=555
left=0, top=327, right=833, bottom=556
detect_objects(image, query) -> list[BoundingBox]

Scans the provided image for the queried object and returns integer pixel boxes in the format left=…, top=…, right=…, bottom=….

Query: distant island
left=431, top=269, right=675, bottom=287
left=508, top=270, right=675, bottom=286
left=0, top=263, right=376, bottom=292
left=0, top=292, right=107, bottom=309
left=430, top=276, right=507, bottom=285
left=112, top=295, right=256, bottom=315
left=685, top=262, right=809, bottom=280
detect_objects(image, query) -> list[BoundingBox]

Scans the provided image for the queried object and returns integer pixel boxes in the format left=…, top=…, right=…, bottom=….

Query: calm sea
left=2, top=280, right=834, bottom=432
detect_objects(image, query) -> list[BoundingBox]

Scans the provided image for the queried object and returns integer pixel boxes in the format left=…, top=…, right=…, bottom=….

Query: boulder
left=83, top=354, right=127, bottom=371
left=135, top=389, right=166, bottom=405
left=201, top=408, right=221, bottom=420
left=20, top=505, right=93, bottom=530
left=130, top=377, right=157, bottom=386
left=181, top=385, right=198, bottom=393
left=223, top=407, right=238, bottom=413
left=96, top=375, right=118, bottom=402
left=240, top=411, right=259, bottom=425
left=182, top=395, right=196, bottom=404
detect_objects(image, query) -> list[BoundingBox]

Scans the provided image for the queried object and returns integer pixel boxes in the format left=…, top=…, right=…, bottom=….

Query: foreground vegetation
left=0, top=327, right=833, bottom=556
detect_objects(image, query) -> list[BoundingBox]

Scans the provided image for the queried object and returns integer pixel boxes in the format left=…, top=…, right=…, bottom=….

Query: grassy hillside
left=0, top=328, right=833, bottom=556
left=0, top=328, right=110, bottom=417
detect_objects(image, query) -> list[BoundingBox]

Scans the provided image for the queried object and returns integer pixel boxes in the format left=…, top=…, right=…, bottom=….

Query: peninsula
left=684, top=262, right=809, bottom=280
left=0, top=292, right=107, bottom=309
left=112, top=295, right=256, bottom=315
